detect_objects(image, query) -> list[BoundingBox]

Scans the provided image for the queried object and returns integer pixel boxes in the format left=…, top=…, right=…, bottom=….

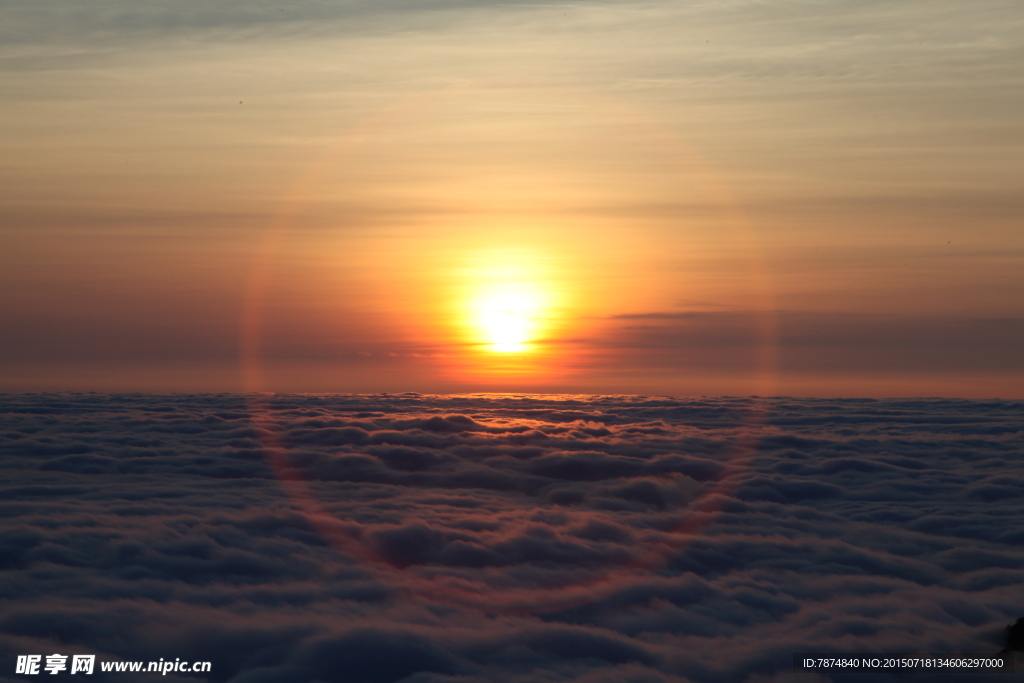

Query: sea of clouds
left=2, top=393, right=1023, bottom=682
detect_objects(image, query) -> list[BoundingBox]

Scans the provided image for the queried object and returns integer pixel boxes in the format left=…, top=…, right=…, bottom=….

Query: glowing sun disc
left=473, top=285, right=543, bottom=352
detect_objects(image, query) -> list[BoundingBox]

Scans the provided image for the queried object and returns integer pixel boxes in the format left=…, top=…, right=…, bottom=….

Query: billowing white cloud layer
left=1, top=393, right=1022, bottom=682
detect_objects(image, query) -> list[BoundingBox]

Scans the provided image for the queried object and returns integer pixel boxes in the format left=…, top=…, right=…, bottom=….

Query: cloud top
left=1, top=392, right=1022, bottom=681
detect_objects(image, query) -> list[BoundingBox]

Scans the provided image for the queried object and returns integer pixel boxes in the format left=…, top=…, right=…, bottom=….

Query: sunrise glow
left=2, top=0, right=1019, bottom=401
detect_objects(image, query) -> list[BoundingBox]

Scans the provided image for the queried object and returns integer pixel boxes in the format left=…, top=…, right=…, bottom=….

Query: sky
left=2, top=0, right=1022, bottom=396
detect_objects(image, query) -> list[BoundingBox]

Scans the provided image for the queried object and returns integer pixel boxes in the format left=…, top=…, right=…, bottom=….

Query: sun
left=471, top=283, right=544, bottom=353
left=443, top=245, right=562, bottom=362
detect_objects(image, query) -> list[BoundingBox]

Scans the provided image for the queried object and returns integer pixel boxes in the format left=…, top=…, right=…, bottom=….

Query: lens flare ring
left=240, top=82, right=778, bottom=614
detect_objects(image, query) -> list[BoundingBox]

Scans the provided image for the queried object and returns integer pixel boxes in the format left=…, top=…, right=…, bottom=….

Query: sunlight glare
left=473, top=284, right=542, bottom=353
